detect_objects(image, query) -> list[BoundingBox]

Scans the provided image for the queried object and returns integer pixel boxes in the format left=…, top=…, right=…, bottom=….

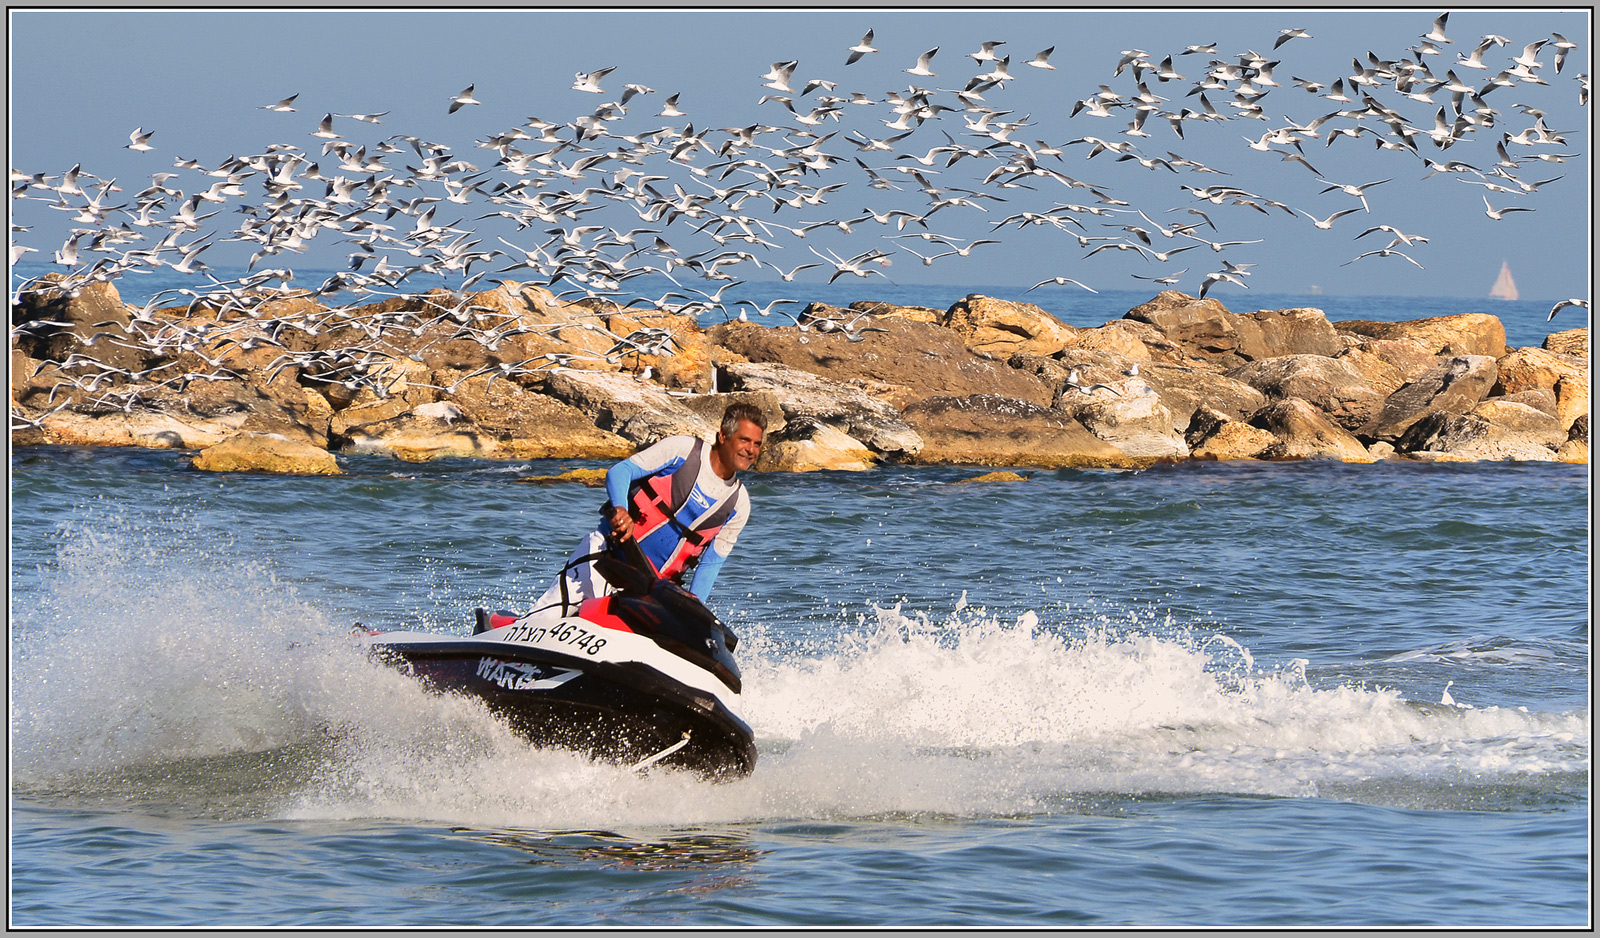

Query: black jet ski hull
left=367, top=631, right=756, bottom=780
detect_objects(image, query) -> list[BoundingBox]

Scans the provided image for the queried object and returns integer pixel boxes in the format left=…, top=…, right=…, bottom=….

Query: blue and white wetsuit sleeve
left=605, top=456, right=651, bottom=510
left=687, top=545, right=728, bottom=601
left=688, top=486, right=748, bottom=600
left=604, top=436, right=693, bottom=511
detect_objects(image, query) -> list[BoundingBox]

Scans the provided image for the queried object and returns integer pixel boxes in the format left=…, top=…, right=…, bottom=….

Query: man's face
left=716, top=419, right=764, bottom=472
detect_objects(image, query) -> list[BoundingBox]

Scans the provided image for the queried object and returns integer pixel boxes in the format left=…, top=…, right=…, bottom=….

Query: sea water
left=7, top=282, right=1592, bottom=927
left=10, top=451, right=1589, bottom=927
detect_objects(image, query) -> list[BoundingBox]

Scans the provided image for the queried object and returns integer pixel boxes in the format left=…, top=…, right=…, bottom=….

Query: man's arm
left=688, top=487, right=749, bottom=600
left=687, top=544, right=728, bottom=601
left=605, top=458, right=652, bottom=537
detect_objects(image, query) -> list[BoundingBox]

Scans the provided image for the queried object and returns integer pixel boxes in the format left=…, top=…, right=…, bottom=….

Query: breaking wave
left=11, top=526, right=1587, bottom=829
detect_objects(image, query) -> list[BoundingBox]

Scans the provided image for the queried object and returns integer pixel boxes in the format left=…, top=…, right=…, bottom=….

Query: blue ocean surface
left=7, top=282, right=1592, bottom=927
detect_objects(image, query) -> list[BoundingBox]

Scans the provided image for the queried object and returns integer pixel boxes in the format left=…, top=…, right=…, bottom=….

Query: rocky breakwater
left=10, top=276, right=1590, bottom=474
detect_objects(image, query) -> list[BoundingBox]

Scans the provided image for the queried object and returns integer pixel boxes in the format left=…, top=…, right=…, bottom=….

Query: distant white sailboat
left=1489, top=260, right=1518, bottom=301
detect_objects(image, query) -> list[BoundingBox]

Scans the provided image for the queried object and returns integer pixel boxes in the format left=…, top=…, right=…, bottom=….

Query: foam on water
left=11, top=522, right=338, bottom=775
left=735, top=604, right=1587, bottom=809
left=12, top=527, right=1587, bottom=830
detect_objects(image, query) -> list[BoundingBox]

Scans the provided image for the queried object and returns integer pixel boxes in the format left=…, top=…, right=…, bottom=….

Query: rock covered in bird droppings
left=1395, top=411, right=1560, bottom=463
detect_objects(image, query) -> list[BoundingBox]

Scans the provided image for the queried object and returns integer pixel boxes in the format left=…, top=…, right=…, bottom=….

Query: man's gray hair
left=719, top=402, right=767, bottom=437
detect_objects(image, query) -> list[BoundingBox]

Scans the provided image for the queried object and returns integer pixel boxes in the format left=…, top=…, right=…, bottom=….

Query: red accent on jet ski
left=579, top=595, right=635, bottom=633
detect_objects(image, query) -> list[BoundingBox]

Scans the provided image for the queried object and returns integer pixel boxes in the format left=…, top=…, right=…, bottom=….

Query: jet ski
left=359, top=540, right=755, bottom=779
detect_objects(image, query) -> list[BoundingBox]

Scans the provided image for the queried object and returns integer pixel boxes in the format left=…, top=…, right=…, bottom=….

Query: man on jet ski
left=535, top=402, right=766, bottom=615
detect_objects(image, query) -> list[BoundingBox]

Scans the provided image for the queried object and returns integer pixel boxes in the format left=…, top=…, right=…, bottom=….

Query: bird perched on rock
left=1064, top=368, right=1122, bottom=396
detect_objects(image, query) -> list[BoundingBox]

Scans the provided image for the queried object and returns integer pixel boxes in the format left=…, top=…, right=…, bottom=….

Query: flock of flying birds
left=9, top=13, right=1592, bottom=423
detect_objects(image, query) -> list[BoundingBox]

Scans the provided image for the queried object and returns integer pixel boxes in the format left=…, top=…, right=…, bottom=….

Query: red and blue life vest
left=616, top=438, right=743, bottom=582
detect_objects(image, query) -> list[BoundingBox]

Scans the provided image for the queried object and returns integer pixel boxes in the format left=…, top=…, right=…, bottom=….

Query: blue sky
left=9, top=8, right=1592, bottom=302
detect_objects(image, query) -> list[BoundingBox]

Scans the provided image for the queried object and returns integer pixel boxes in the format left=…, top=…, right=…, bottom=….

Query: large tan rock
left=847, top=299, right=943, bottom=325
left=1331, top=346, right=1409, bottom=399
left=8, top=351, right=88, bottom=416
left=1491, top=388, right=1559, bottom=419
left=1492, top=347, right=1586, bottom=405
left=708, top=318, right=1053, bottom=407
left=469, top=281, right=618, bottom=361
left=33, top=408, right=245, bottom=450
left=331, top=283, right=621, bottom=379
left=1138, top=362, right=1268, bottom=430
left=1010, top=348, right=1135, bottom=396
left=135, top=372, right=328, bottom=446
left=11, top=348, right=41, bottom=400
left=900, top=394, right=1135, bottom=469
left=1122, top=292, right=1343, bottom=368
left=1250, top=398, right=1375, bottom=462
left=448, top=374, right=632, bottom=458
left=1395, top=411, right=1559, bottom=462
left=339, top=419, right=493, bottom=461
left=336, top=381, right=633, bottom=461
left=1359, top=355, right=1499, bottom=443
left=941, top=294, right=1076, bottom=358
left=192, top=432, right=342, bottom=475
left=216, top=292, right=331, bottom=354
left=1009, top=352, right=1266, bottom=433
left=755, top=416, right=877, bottom=472
left=329, top=378, right=431, bottom=439
left=1469, top=399, right=1566, bottom=448
left=1559, top=413, right=1589, bottom=463
left=11, top=276, right=150, bottom=374
left=1556, top=438, right=1589, bottom=463
left=603, top=308, right=711, bottom=392
left=1346, top=337, right=1445, bottom=385
left=1121, top=292, right=1243, bottom=367
left=1250, top=307, right=1345, bottom=358
left=1227, top=355, right=1386, bottom=431
left=1055, top=382, right=1189, bottom=459
left=1062, top=319, right=1186, bottom=363
left=1543, top=328, right=1588, bottom=359
left=1554, top=372, right=1589, bottom=431
left=1186, top=406, right=1280, bottom=461
left=1334, top=313, right=1506, bottom=359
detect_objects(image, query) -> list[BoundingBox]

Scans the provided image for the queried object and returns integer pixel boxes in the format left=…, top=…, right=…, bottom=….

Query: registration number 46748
left=500, top=621, right=607, bottom=656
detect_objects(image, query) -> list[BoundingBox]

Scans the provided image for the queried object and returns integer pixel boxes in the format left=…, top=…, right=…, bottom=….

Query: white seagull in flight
left=572, top=66, right=617, bottom=94
left=448, top=84, right=481, bottom=113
